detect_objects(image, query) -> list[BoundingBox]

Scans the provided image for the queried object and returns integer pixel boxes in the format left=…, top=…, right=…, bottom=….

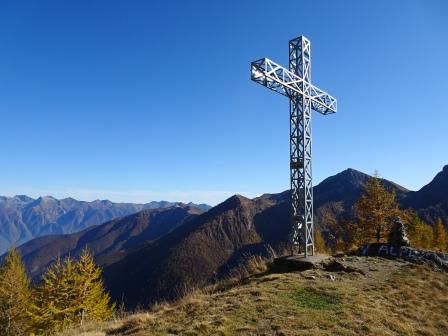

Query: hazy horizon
left=2, top=165, right=446, bottom=205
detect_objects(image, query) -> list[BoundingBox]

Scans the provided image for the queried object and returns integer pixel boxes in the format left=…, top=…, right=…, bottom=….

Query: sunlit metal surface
left=250, top=36, right=337, bottom=257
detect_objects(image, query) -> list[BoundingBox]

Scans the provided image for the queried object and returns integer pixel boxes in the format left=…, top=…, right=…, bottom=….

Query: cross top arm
left=251, top=58, right=337, bottom=114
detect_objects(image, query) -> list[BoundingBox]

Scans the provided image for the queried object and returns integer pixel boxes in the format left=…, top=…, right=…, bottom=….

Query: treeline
left=319, top=173, right=448, bottom=253
left=0, top=248, right=114, bottom=335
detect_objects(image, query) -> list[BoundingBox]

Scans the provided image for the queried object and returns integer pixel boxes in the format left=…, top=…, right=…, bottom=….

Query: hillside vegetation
left=65, top=257, right=448, bottom=336
left=18, top=206, right=202, bottom=277
left=11, top=167, right=448, bottom=311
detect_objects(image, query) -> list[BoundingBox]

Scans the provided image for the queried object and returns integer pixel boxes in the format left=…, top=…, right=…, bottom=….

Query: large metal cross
left=250, top=36, right=337, bottom=257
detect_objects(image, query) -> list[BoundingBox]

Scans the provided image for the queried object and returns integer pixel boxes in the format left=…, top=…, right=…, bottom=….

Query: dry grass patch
left=64, top=257, right=448, bottom=336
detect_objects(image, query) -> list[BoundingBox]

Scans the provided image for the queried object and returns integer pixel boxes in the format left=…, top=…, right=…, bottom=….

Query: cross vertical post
left=250, top=36, right=337, bottom=257
left=289, top=36, right=313, bottom=256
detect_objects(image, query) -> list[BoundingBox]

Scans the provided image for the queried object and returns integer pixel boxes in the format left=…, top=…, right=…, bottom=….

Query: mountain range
left=11, top=165, right=447, bottom=307
left=0, top=196, right=210, bottom=255
left=17, top=205, right=203, bottom=276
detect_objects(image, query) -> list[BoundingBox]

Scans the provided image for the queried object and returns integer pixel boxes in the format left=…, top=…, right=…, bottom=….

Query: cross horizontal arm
left=251, top=58, right=337, bottom=114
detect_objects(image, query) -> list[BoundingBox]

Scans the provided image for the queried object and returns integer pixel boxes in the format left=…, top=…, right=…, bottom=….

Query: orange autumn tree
left=314, top=230, right=328, bottom=253
left=29, top=249, right=114, bottom=334
left=433, top=218, right=448, bottom=252
left=403, top=211, right=435, bottom=250
left=354, top=173, right=400, bottom=243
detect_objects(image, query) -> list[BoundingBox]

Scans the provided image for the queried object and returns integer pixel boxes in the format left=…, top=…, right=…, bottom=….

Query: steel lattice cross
left=250, top=36, right=337, bottom=257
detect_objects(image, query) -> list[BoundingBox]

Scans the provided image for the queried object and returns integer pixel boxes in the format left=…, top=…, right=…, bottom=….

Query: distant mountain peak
left=37, top=195, right=57, bottom=203
left=314, top=167, right=409, bottom=208
left=419, top=165, right=448, bottom=191
left=319, top=168, right=369, bottom=186
left=227, top=194, right=252, bottom=205
left=403, top=164, right=448, bottom=210
left=254, top=190, right=290, bottom=205
left=342, top=167, right=364, bottom=174
left=186, top=202, right=212, bottom=212
left=399, top=164, right=448, bottom=224
left=210, top=194, right=252, bottom=214
left=13, top=195, right=34, bottom=203
left=95, top=199, right=113, bottom=205
left=27, top=196, right=58, bottom=207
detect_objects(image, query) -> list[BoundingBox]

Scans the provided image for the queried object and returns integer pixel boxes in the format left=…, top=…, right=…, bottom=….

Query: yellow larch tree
left=405, top=213, right=434, bottom=250
left=355, top=173, right=400, bottom=243
left=314, top=230, right=328, bottom=253
left=29, top=249, right=114, bottom=334
left=74, top=248, right=115, bottom=324
left=0, top=248, right=32, bottom=336
left=29, top=256, right=79, bottom=334
left=433, top=218, right=447, bottom=252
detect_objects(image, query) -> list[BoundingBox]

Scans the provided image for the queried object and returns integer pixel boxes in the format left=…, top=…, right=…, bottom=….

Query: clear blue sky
left=0, top=0, right=447, bottom=205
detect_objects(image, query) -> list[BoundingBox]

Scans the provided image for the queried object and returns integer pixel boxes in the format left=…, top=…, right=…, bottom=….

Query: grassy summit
left=65, top=256, right=448, bottom=336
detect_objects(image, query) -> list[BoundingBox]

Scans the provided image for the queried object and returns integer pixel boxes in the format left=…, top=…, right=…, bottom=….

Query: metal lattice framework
left=251, top=36, right=337, bottom=257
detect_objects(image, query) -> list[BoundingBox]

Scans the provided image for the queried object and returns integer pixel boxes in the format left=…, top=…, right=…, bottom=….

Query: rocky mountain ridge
left=401, top=164, right=448, bottom=225
left=0, top=195, right=210, bottom=254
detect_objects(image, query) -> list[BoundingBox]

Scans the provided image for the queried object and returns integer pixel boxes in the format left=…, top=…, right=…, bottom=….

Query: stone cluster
left=388, top=216, right=410, bottom=248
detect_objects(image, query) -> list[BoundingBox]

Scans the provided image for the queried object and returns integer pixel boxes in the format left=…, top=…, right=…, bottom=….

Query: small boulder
left=323, top=259, right=365, bottom=275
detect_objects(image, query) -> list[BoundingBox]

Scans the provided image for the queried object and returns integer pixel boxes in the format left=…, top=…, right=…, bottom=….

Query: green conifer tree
left=0, top=248, right=32, bottom=336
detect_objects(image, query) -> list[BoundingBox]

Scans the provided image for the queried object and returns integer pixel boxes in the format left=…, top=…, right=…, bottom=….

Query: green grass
left=284, top=287, right=342, bottom=310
